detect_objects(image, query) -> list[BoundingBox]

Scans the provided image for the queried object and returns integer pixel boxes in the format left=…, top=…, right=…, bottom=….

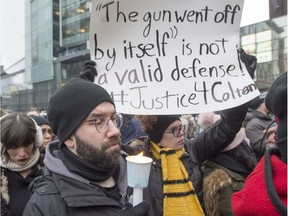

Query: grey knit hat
left=47, top=78, right=114, bottom=145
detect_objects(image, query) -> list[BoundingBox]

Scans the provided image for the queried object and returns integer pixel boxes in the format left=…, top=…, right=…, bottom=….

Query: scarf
left=60, top=145, right=118, bottom=182
left=0, top=148, right=41, bottom=206
left=0, top=149, right=40, bottom=172
left=150, top=142, right=204, bottom=216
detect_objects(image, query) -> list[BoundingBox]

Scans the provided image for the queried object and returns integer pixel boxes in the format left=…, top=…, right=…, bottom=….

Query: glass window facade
left=20, top=0, right=61, bottom=112
left=26, top=0, right=56, bottom=83
left=61, top=0, right=90, bottom=46
left=240, top=16, right=287, bottom=90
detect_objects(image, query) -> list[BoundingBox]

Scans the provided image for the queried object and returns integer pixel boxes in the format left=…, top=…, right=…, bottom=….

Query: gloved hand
left=79, top=60, right=97, bottom=82
left=238, top=48, right=257, bottom=79
left=116, top=201, right=150, bottom=216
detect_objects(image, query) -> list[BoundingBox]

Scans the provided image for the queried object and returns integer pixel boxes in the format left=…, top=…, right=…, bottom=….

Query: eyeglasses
left=84, top=113, right=123, bottom=134
left=165, top=125, right=185, bottom=137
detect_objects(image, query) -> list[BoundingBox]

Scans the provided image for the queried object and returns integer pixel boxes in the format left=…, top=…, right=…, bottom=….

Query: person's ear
left=64, top=135, right=76, bottom=149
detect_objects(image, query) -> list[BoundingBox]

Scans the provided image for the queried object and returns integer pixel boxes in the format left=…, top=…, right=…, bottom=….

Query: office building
left=0, top=0, right=287, bottom=112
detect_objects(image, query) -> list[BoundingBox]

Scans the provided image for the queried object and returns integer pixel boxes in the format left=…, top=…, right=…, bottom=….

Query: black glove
left=79, top=60, right=97, bottom=82
left=238, top=48, right=257, bottom=79
left=116, top=201, right=150, bottom=216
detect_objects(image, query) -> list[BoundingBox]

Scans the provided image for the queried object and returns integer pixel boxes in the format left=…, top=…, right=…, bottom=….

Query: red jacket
left=232, top=153, right=287, bottom=216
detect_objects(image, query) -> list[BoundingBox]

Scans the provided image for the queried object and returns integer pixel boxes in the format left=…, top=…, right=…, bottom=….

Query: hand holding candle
left=126, top=153, right=152, bottom=206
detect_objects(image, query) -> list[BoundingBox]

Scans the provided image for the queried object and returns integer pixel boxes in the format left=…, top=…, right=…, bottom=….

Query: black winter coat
left=0, top=156, right=44, bottom=216
left=23, top=142, right=130, bottom=216
left=142, top=102, right=250, bottom=216
left=23, top=169, right=127, bottom=216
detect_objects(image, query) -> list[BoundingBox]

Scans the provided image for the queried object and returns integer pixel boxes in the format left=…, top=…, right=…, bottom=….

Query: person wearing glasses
left=23, top=75, right=150, bottom=215
left=1, top=113, right=44, bottom=216
left=125, top=48, right=258, bottom=216
left=136, top=106, right=251, bottom=215
left=30, top=115, right=54, bottom=154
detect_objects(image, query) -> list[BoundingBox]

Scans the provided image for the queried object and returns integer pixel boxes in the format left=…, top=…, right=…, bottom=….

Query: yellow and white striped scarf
left=151, top=141, right=204, bottom=216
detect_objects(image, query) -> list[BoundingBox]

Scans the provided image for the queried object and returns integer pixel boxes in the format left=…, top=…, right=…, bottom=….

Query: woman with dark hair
left=30, top=115, right=54, bottom=154
left=0, top=113, right=44, bottom=216
left=135, top=99, right=250, bottom=215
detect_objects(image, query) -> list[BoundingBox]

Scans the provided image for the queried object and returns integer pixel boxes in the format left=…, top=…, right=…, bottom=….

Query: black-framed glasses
left=165, top=125, right=185, bottom=137
left=84, top=113, right=123, bottom=134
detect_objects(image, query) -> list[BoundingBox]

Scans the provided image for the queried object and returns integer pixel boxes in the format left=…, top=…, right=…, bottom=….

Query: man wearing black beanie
left=23, top=61, right=150, bottom=216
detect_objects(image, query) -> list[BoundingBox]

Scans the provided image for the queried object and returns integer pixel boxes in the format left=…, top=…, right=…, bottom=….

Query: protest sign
left=89, top=0, right=260, bottom=114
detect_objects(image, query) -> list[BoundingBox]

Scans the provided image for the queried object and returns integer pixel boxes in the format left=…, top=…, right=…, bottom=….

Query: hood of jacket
left=44, top=140, right=128, bottom=196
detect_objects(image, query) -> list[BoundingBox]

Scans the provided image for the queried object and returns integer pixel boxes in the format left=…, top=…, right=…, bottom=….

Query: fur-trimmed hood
left=203, top=169, right=231, bottom=216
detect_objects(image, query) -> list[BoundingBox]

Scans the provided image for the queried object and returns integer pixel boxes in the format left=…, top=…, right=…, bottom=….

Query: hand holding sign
left=90, top=0, right=260, bottom=115
left=238, top=48, right=257, bottom=79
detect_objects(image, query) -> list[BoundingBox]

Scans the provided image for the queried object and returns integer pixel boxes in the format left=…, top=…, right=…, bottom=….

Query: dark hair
left=136, top=115, right=158, bottom=132
left=1, top=113, right=37, bottom=155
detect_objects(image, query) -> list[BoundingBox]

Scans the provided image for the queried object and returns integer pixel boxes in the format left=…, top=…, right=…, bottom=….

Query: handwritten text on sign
left=90, top=0, right=259, bottom=114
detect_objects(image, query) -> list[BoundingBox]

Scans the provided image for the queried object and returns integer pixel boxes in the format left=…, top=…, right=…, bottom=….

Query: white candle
left=133, top=188, right=143, bottom=206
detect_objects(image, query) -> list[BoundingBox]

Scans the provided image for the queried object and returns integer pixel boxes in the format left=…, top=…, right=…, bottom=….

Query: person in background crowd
left=23, top=62, right=150, bottom=216
left=121, top=48, right=257, bottom=216
left=197, top=112, right=222, bottom=132
left=120, top=114, right=147, bottom=146
left=0, top=113, right=44, bottom=216
left=180, top=114, right=198, bottom=140
left=25, top=107, right=40, bottom=117
left=244, top=92, right=275, bottom=160
left=136, top=99, right=251, bottom=216
left=30, top=115, right=54, bottom=154
left=199, top=112, right=257, bottom=216
left=264, top=126, right=278, bottom=149
left=232, top=72, right=287, bottom=216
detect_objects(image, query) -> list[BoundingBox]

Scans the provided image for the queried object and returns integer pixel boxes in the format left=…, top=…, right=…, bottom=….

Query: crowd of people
left=0, top=51, right=287, bottom=216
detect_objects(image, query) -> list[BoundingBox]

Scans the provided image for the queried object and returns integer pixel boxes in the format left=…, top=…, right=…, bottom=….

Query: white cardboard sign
left=90, top=0, right=260, bottom=114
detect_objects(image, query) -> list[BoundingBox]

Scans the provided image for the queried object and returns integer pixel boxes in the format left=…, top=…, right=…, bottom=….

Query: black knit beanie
left=265, top=72, right=287, bottom=162
left=47, top=78, right=114, bottom=145
left=30, top=115, right=51, bottom=127
left=146, top=115, right=180, bottom=143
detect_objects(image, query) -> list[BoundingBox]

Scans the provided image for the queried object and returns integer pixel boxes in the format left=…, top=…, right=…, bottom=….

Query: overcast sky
left=241, top=0, right=269, bottom=26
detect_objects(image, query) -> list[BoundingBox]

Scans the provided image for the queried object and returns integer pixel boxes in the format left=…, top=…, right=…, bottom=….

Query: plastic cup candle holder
left=126, top=155, right=153, bottom=206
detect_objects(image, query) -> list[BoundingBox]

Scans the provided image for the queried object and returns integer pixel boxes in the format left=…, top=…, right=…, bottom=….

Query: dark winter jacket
left=0, top=156, right=44, bottom=216
left=142, top=102, right=250, bottom=216
left=202, top=160, right=246, bottom=216
left=245, top=110, right=274, bottom=159
left=202, top=139, right=258, bottom=216
left=23, top=141, right=130, bottom=216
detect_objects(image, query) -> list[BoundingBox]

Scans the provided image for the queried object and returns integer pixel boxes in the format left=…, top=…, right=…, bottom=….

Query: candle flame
left=137, top=152, right=144, bottom=156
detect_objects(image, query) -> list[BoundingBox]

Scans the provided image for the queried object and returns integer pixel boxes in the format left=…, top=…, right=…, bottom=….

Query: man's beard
left=75, top=135, right=121, bottom=169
